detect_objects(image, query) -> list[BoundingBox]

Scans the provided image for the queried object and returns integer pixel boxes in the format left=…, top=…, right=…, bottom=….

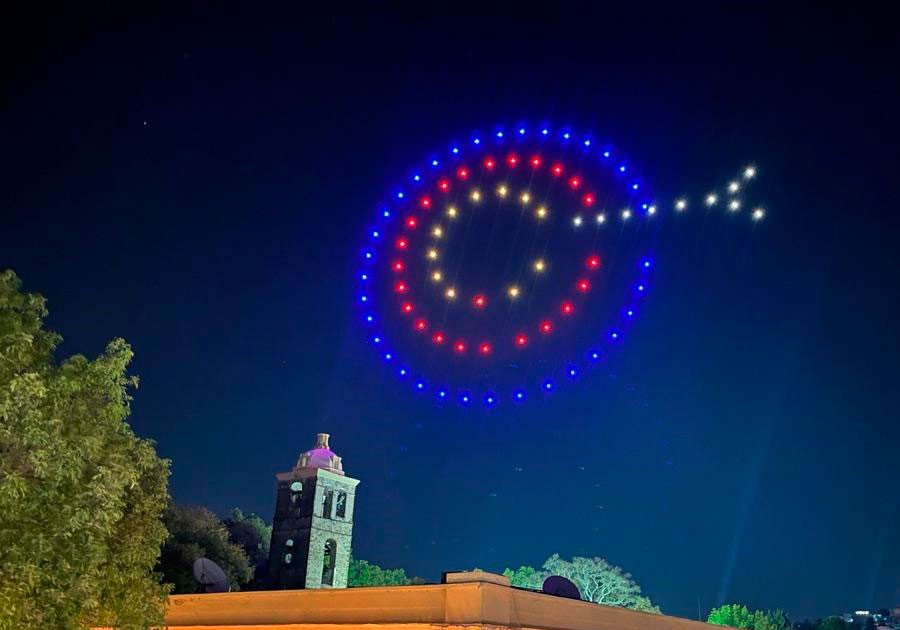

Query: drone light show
left=356, top=125, right=764, bottom=408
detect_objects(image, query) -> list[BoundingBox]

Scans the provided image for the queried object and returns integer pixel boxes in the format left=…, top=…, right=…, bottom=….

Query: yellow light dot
left=432, top=226, right=443, bottom=238
left=508, top=285, right=521, bottom=299
left=427, top=248, right=439, bottom=260
left=431, top=270, right=443, bottom=282
left=446, top=206, right=458, bottom=219
left=535, top=206, right=548, bottom=220
left=445, top=287, right=457, bottom=299
left=470, top=189, right=481, bottom=202
left=497, top=184, right=508, bottom=198
left=533, top=259, right=546, bottom=272
left=520, top=192, right=531, bottom=205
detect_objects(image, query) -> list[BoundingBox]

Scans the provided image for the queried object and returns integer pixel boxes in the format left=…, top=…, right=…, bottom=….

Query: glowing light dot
left=496, top=131, right=504, bottom=138
left=540, top=320, right=553, bottom=334
left=452, top=147, right=459, bottom=154
left=485, top=394, right=496, bottom=405
left=497, top=184, right=508, bottom=198
left=727, top=181, right=740, bottom=194
left=394, top=281, right=408, bottom=294
left=445, top=286, right=457, bottom=299
left=446, top=206, right=458, bottom=219
left=431, top=270, right=443, bottom=282
left=584, top=139, right=591, bottom=146
left=431, top=159, right=438, bottom=166
left=675, top=198, right=687, bottom=211
left=392, top=261, right=404, bottom=272
left=397, top=192, right=404, bottom=199
left=744, top=166, right=757, bottom=179
left=596, top=213, right=607, bottom=224
left=384, top=353, right=392, bottom=360
left=533, top=259, right=546, bottom=273
left=438, top=179, right=450, bottom=192
left=438, top=389, right=447, bottom=398
left=401, top=302, right=414, bottom=314
left=507, top=154, right=519, bottom=167
left=396, top=238, right=408, bottom=249
left=561, top=301, right=574, bottom=316
left=484, top=157, right=496, bottom=169
left=460, top=393, right=470, bottom=403
left=728, top=200, right=741, bottom=212
left=507, top=285, right=521, bottom=299
left=536, top=206, right=549, bottom=220
left=472, top=294, right=487, bottom=309
left=414, top=318, right=427, bottom=331
left=427, top=248, right=439, bottom=260
left=621, top=209, right=632, bottom=220
left=563, top=132, right=571, bottom=139
left=520, top=192, right=531, bottom=205
left=530, top=156, right=541, bottom=167
left=515, top=334, right=528, bottom=347
left=752, top=207, right=766, bottom=221
left=406, top=217, right=418, bottom=228
left=543, top=380, right=554, bottom=391
left=576, top=278, right=590, bottom=293
left=457, top=167, right=470, bottom=180
left=705, top=193, right=718, bottom=206
left=568, top=367, right=578, bottom=378
left=619, top=165, right=626, bottom=173
left=454, top=340, right=466, bottom=353
left=573, top=215, right=583, bottom=227
left=361, top=273, right=368, bottom=280
left=632, top=183, right=639, bottom=190
left=383, top=210, right=390, bottom=217
left=586, top=255, right=601, bottom=269
left=470, top=189, right=481, bottom=202
left=416, top=380, right=425, bottom=390
left=583, top=193, right=595, bottom=206
left=432, top=331, right=445, bottom=344
left=479, top=342, right=492, bottom=355
left=603, top=151, right=610, bottom=158
left=372, top=230, right=379, bottom=238
left=413, top=175, right=420, bottom=182
left=647, top=205, right=657, bottom=216
left=519, top=128, right=526, bottom=135
left=551, top=163, right=563, bottom=176
left=568, top=176, right=581, bottom=189
left=514, top=390, right=526, bottom=401
left=473, top=138, right=481, bottom=144
left=541, top=128, right=549, bottom=135
left=432, top=226, right=443, bottom=238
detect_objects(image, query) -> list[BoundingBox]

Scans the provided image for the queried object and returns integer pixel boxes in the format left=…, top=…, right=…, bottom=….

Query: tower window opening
left=322, top=539, right=337, bottom=586
left=336, top=492, right=347, bottom=519
left=322, top=490, right=334, bottom=518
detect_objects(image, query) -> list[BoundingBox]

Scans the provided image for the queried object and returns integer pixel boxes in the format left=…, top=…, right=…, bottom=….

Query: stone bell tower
left=268, top=433, right=360, bottom=589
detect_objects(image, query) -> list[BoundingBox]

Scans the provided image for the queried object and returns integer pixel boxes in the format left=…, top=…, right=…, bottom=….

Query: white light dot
left=595, top=213, right=606, bottom=224
left=744, top=166, right=756, bottom=179
left=752, top=207, right=765, bottom=221
left=705, top=194, right=718, bottom=206
left=728, top=200, right=741, bottom=212
left=727, top=181, right=740, bottom=194
left=573, top=215, right=583, bottom=227
left=621, top=209, right=632, bottom=220
left=647, top=205, right=657, bottom=216
left=675, top=198, right=687, bottom=211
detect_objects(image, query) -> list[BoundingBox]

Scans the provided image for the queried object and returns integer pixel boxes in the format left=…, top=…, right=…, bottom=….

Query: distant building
left=267, top=433, right=360, bottom=589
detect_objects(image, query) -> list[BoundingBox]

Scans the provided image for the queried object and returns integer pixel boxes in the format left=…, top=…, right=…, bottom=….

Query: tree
left=0, top=270, right=171, bottom=630
left=157, top=505, right=253, bottom=594
left=817, top=618, right=850, bottom=630
left=223, top=508, right=272, bottom=578
left=754, top=609, right=791, bottom=630
left=708, top=604, right=756, bottom=628
left=347, top=557, right=411, bottom=586
left=503, top=565, right=548, bottom=589
left=542, top=554, right=660, bottom=612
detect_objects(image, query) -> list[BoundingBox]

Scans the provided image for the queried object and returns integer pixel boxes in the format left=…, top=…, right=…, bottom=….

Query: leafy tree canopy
left=503, top=554, right=660, bottom=613
left=708, top=604, right=791, bottom=630
left=0, top=270, right=171, bottom=630
left=348, top=557, right=412, bottom=587
left=157, top=505, right=253, bottom=594
left=223, top=508, right=272, bottom=572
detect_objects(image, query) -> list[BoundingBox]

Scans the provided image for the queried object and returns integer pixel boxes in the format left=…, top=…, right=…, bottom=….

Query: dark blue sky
left=2, top=5, right=898, bottom=621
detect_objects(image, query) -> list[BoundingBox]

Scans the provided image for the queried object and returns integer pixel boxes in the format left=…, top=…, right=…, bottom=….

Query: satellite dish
left=193, top=557, right=229, bottom=593
left=542, top=575, right=581, bottom=600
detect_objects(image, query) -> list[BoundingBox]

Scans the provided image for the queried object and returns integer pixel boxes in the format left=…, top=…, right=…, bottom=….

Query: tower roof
left=295, top=433, right=344, bottom=475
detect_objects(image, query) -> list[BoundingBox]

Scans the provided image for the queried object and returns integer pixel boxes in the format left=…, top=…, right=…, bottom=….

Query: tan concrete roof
left=164, top=580, right=715, bottom=630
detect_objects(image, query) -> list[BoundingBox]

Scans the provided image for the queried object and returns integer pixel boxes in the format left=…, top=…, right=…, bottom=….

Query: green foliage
left=709, top=604, right=756, bottom=628
left=503, top=565, right=548, bottom=589
left=347, top=557, right=411, bottom=587
left=503, top=554, right=659, bottom=613
left=708, top=604, right=790, bottom=630
left=157, top=505, right=253, bottom=593
left=0, top=270, right=171, bottom=630
left=816, top=618, right=850, bottom=630
left=223, top=508, right=272, bottom=573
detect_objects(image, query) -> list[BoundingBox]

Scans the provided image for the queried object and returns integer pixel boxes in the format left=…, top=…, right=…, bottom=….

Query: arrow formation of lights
left=357, top=125, right=765, bottom=408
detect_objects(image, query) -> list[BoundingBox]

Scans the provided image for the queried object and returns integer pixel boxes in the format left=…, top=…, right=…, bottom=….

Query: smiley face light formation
left=356, top=125, right=765, bottom=408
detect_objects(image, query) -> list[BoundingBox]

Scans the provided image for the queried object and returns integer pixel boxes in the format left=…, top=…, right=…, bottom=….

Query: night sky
left=2, top=5, right=898, bottom=622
